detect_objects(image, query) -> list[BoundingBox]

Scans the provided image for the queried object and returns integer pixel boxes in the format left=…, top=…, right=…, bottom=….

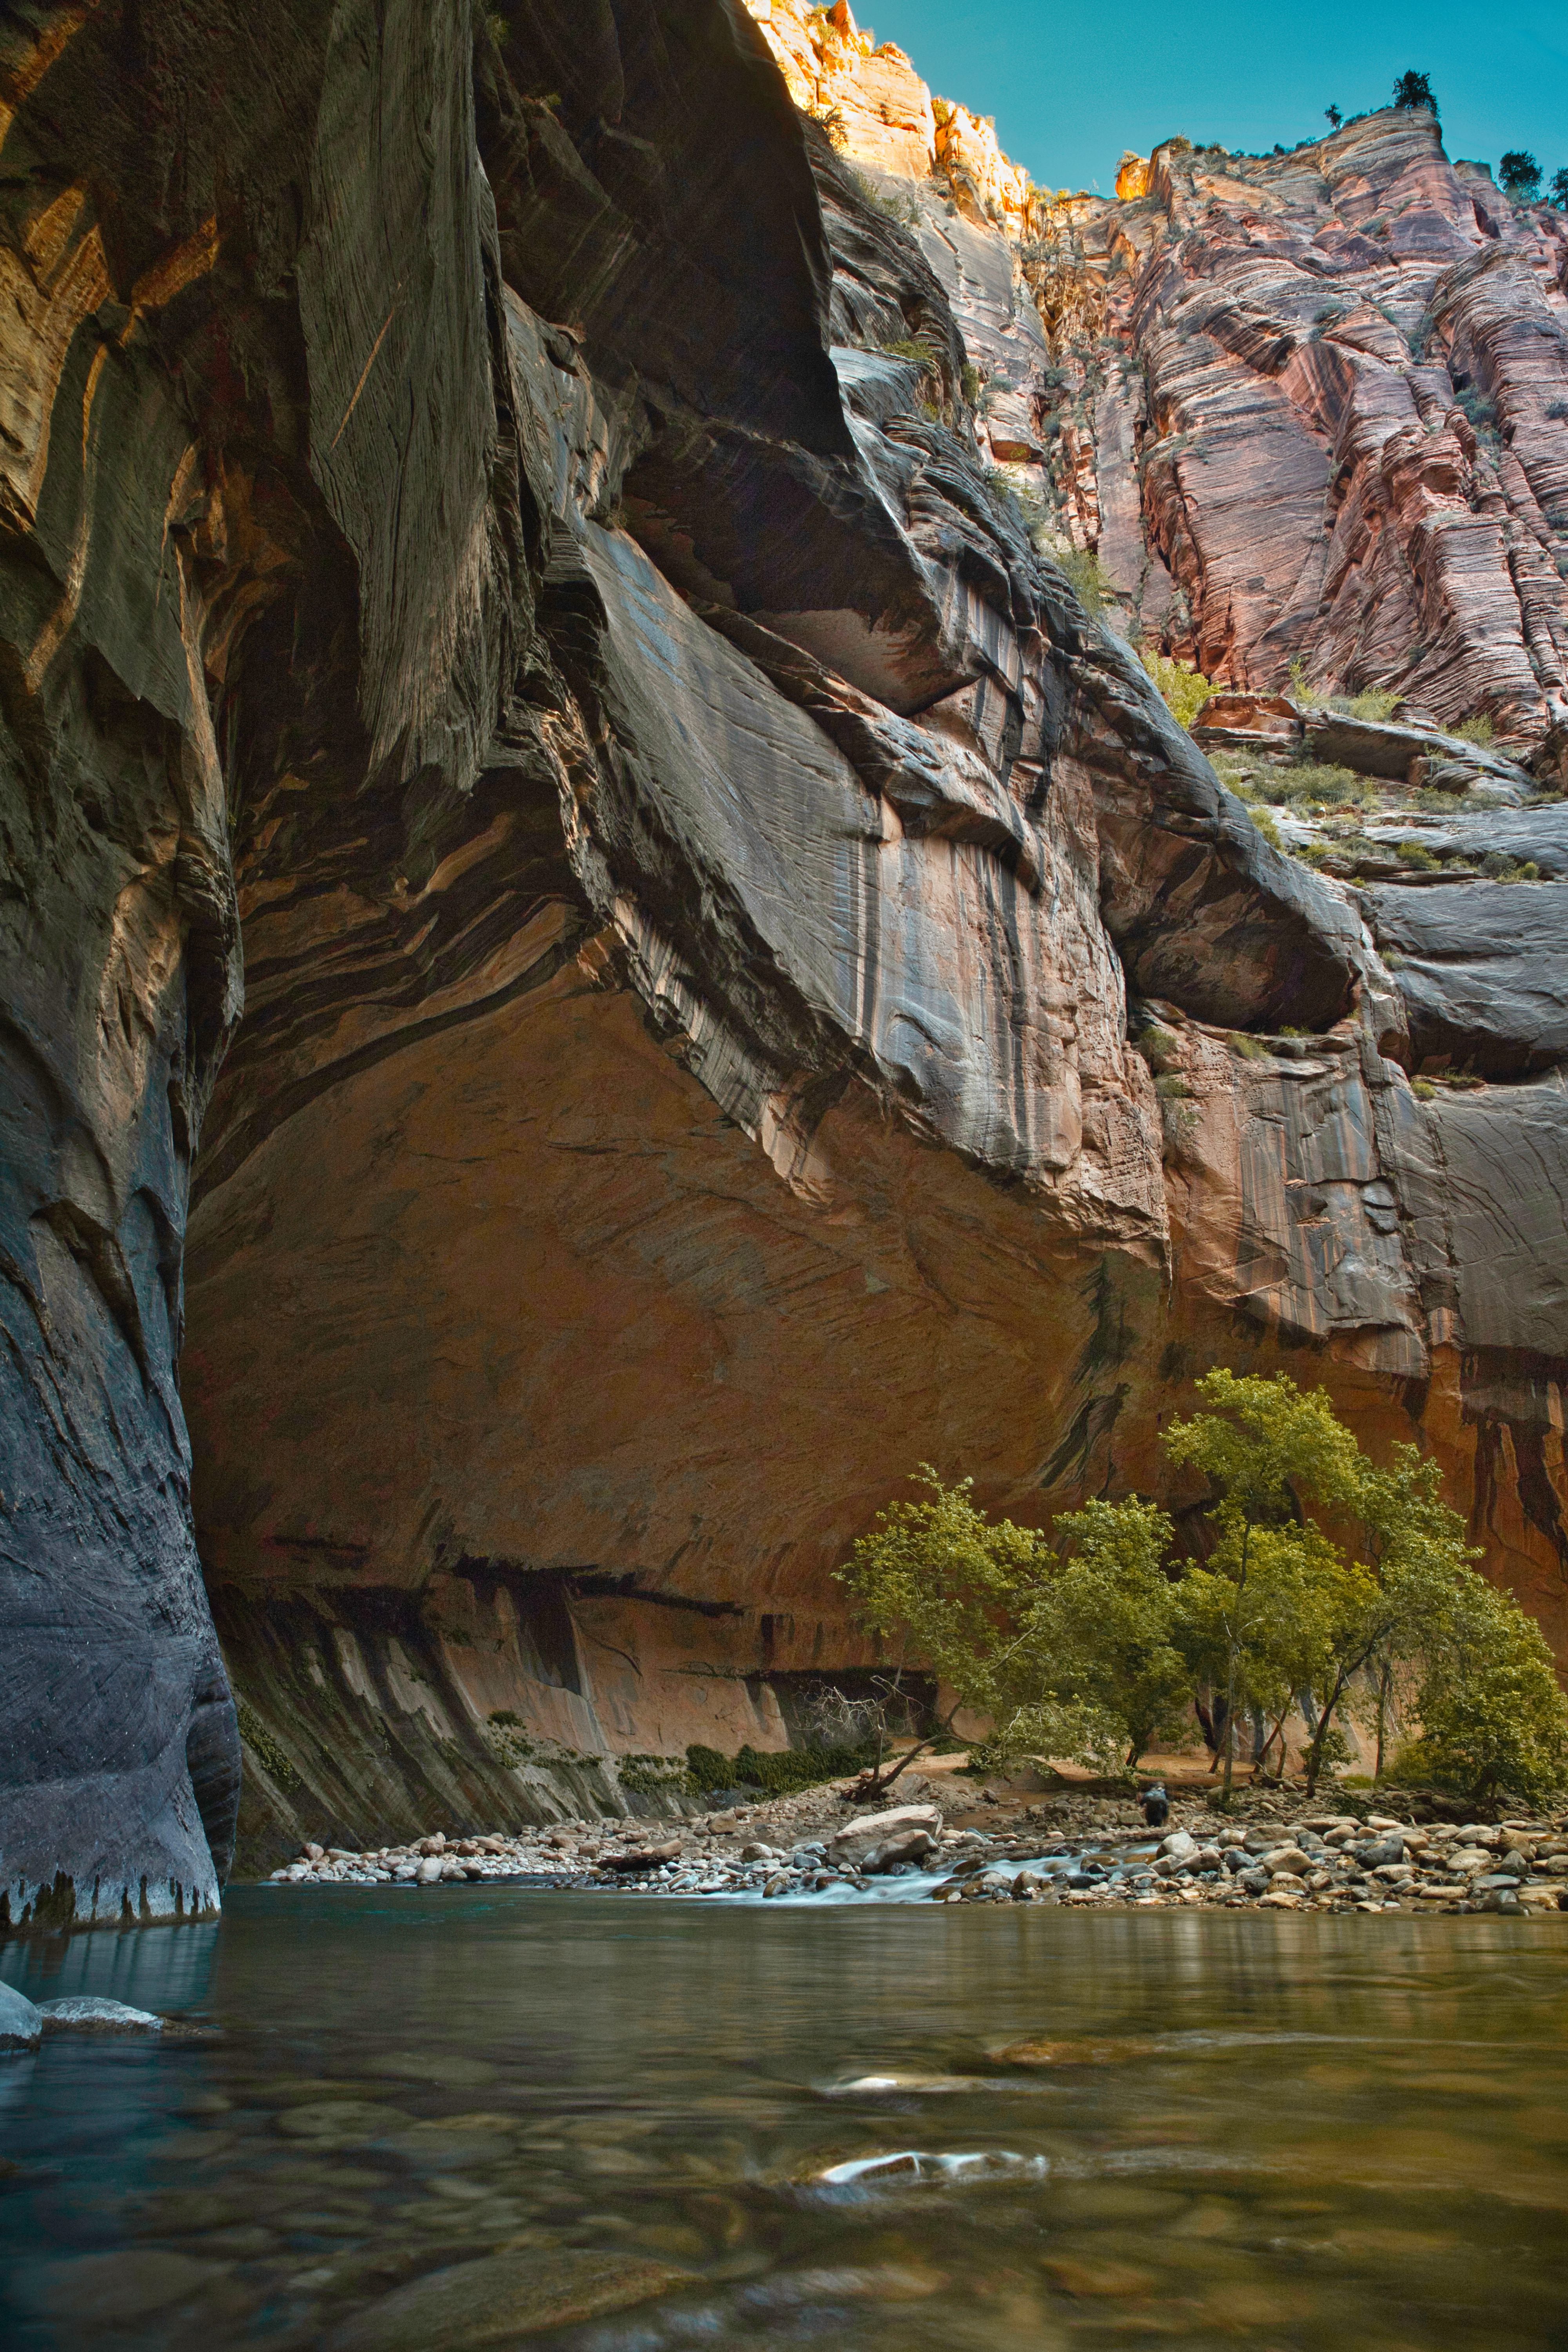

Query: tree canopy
left=1392, top=70, right=1438, bottom=116
left=1500, top=151, right=1543, bottom=200
left=838, top=1372, right=1568, bottom=1808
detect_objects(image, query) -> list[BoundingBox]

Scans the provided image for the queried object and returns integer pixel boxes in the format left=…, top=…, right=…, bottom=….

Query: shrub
left=1345, top=688, right=1401, bottom=722
left=236, top=1699, right=298, bottom=1786
left=1153, top=1071, right=1191, bottom=1101
left=1141, top=647, right=1216, bottom=729
left=1249, top=806, right=1283, bottom=849
left=1287, top=654, right=1323, bottom=708
left=1455, top=386, right=1500, bottom=435
left=684, top=1740, right=875, bottom=1799
left=849, top=167, right=920, bottom=227
left=617, top=1753, right=694, bottom=1798
left=1454, top=713, right=1495, bottom=746
left=1396, top=839, right=1439, bottom=869
left=1412, top=1077, right=1436, bottom=1100
left=1229, top=1032, right=1272, bottom=1061
left=1265, top=759, right=1364, bottom=809
left=960, top=360, right=980, bottom=406
left=1041, top=541, right=1115, bottom=617
left=1134, top=1023, right=1180, bottom=1074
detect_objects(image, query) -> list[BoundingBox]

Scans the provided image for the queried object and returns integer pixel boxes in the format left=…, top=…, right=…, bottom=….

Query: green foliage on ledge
left=684, top=1740, right=876, bottom=1799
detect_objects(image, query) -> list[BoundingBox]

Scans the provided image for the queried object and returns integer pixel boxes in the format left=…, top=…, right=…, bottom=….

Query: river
left=3, top=1888, right=1566, bottom=2348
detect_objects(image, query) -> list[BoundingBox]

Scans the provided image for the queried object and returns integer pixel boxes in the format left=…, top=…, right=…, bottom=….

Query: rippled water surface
left=4, top=1889, right=1568, bottom=2349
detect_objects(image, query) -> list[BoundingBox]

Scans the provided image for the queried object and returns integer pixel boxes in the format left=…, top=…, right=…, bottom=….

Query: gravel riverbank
left=265, top=1779, right=1568, bottom=1916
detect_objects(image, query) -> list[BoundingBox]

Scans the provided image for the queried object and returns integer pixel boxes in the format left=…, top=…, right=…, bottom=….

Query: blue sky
left=862, top=0, right=1568, bottom=196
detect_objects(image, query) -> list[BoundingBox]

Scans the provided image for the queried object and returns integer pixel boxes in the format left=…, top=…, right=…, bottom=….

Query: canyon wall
left=2, top=0, right=1566, bottom=1919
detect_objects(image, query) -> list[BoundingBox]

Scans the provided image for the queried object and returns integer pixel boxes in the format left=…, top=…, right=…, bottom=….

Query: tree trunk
left=1221, top=1653, right=1238, bottom=1804
left=1373, top=1661, right=1392, bottom=1782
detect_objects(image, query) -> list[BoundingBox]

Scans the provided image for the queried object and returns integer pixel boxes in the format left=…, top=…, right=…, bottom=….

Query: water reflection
left=2, top=1921, right=220, bottom=2014
left=1, top=1890, right=1564, bottom=2350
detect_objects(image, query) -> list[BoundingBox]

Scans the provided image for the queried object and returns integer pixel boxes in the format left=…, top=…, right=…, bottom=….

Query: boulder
left=860, top=1829, right=937, bottom=1874
left=1192, top=693, right=1302, bottom=744
left=828, top=1806, right=944, bottom=1865
left=602, top=1841, right=682, bottom=1873
left=0, top=1982, right=43, bottom=2049
left=1304, top=713, right=1533, bottom=794
left=37, top=1998, right=163, bottom=2035
left=1365, top=806, right=1568, bottom=879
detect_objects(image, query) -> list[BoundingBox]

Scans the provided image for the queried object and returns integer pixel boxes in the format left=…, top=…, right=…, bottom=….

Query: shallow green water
left=3, top=1889, right=1568, bottom=2349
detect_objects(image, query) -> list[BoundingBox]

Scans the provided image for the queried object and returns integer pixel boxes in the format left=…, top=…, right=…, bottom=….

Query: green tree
left=1172, top=1515, right=1350, bottom=1793
left=838, top=1475, right=1186, bottom=1786
left=1550, top=167, right=1568, bottom=209
left=842, top=1381, right=1568, bottom=1809
left=1499, top=151, right=1543, bottom=201
left=1163, top=1370, right=1370, bottom=1798
left=836, top=1468, right=1053, bottom=1794
left=1392, top=70, right=1438, bottom=116
left=1022, top=1497, right=1188, bottom=1769
left=1293, top=1442, right=1477, bottom=1794
left=1397, top=1576, right=1568, bottom=1804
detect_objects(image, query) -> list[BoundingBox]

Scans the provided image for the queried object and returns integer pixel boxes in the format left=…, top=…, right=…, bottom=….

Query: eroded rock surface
left=1040, top=116, right=1568, bottom=753
left=2, top=0, right=1567, bottom=1898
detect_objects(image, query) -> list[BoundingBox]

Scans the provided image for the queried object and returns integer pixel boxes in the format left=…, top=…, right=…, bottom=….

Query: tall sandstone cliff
left=2, top=0, right=1566, bottom=1924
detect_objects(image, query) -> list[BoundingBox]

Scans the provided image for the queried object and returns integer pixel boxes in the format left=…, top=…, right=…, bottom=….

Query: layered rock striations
left=1, top=0, right=1566, bottom=1911
left=753, top=5, right=1568, bottom=752
left=1066, top=119, right=1568, bottom=750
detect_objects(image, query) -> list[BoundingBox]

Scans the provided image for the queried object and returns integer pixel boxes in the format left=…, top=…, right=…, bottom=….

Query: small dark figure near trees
left=1392, top=71, right=1437, bottom=117
left=1325, top=105, right=1342, bottom=130
left=1142, top=1783, right=1170, bottom=1829
left=1499, top=151, right=1543, bottom=201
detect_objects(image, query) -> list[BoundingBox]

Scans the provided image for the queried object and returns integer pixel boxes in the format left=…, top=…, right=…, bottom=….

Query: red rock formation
left=1054, top=117, right=1568, bottom=755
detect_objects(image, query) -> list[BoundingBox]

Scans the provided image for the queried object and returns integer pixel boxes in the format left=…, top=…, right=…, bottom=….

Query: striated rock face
left=2, top=0, right=1567, bottom=1906
left=1042, top=116, right=1568, bottom=753
left=746, top=13, right=1568, bottom=762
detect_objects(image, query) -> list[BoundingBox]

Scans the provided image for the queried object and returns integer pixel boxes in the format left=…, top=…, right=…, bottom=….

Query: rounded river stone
left=325, top=2248, right=690, bottom=2351
left=0, top=1981, right=42, bottom=2048
left=38, top=1996, right=163, bottom=2033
